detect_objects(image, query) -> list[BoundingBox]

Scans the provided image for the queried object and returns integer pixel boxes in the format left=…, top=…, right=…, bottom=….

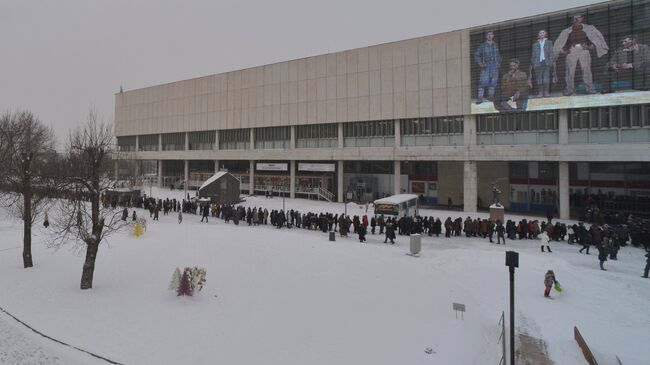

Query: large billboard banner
left=470, top=0, right=650, bottom=114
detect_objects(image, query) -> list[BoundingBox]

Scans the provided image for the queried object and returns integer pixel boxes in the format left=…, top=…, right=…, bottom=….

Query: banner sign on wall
left=256, top=163, right=288, bottom=171
left=470, top=0, right=650, bottom=114
left=298, top=163, right=336, bottom=172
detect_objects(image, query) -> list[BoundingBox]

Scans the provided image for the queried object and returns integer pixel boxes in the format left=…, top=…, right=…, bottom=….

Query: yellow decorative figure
left=132, top=223, right=144, bottom=237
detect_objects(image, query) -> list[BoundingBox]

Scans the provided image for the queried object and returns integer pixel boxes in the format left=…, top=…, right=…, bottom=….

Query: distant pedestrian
left=544, top=270, right=559, bottom=298
left=540, top=231, right=552, bottom=252
left=643, top=252, right=649, bottom=278
left=358, top=224, right=367, bottom=243
left=597, top=244, right=608, bottom=271
left=496, top=220, right=505, bottom=244
left=178, top=211, right=183, bottom=224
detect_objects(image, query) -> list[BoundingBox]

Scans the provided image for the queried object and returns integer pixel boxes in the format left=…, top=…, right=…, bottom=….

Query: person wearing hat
left=643, top=252, right=650, bottom=278
left=544, top=270, right=559, bottom=298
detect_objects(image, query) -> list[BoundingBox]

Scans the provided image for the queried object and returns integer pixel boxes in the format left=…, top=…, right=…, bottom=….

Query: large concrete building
left=114, top=0, right=650, bottom=219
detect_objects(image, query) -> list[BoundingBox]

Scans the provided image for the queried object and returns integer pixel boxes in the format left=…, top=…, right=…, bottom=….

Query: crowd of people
left=106, top=191, right=650, bottom=279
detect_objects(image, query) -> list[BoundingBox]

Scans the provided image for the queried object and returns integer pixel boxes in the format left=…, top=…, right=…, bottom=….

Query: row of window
left=569, top=105, right=650, bottom=129
left=255, top=126, right=290, bottom=142
left=188, top=131, right=216, bottom=150
left=478, top=111, right=558, bottom=133
left=118, top=104, right=650, bottom=150
left=296, top=123, right=337, bottom=140
left=400, top=117, right=464, bottom=136
left=161, top=133, right=185, bottom=151
left=343, top=120, right=395, bottom=138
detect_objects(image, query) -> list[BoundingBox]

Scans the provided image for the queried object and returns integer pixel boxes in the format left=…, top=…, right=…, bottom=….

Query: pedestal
left=490, top=204, right=505, bottom=223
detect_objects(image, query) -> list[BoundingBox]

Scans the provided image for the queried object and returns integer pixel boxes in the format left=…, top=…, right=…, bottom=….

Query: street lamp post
left=505, top=251, right=519, bottom=365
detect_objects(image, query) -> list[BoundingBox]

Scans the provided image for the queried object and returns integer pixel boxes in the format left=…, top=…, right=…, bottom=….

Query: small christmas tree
left=168, top=268, right=181, bottom=291
left=177, top=268, right=193, bottom=296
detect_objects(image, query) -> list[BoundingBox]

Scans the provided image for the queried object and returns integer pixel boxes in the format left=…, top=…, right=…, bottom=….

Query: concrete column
left=184, top=160, right=189, bottom=187
left=463, top=115, right=477, bottom=146
left=157, top=160, right=163, bottom=188
left=558, top=109, right=568, bottom=145
left=394, top=160, right=401, bottom=195
left=559, top=161, right=570, bottom=220
left=158, top=134, right=162, bottom=152
left=250, top=129, right=255, bottom=150
left=184, top=132, right=189, bottom=150
left=134, top=161, right=140, bottom=180
left=249, top=160, right=255, bottom=195
left=290, top=126, right=296, bottom=149
left=114, top=160, right=119, bottom=181
left=337, top=160, right=344, bottom=203
left=338, top=122, right=344, bottom=149
left=214, top=130, right=219, bottom=150
left=394, top=119, right=401, bottom=147
left=463, top=160, right=477, bottom=212
left=135, top=135, right=139, bottom=152
left=290, top=160, right=296, bottom=198
left=214, top=160, right=220, bottom=174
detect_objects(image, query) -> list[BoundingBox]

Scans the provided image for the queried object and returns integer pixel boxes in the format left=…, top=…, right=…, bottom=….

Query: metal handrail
left=498, top=311, right=506, bottom=365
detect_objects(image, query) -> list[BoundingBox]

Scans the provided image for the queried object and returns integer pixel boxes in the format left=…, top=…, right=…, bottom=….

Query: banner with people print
left=470, top=0, right=650, bottom=114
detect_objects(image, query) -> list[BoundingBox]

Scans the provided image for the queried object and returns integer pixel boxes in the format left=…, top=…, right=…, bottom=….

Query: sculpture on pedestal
left=492, top=182, right=502, bottom=206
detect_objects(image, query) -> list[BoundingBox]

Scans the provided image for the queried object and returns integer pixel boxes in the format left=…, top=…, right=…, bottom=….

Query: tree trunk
left=22, top=173, right=33, bottom=268
left=80, top=241, right=99, bottom=289
left=22, top=220, right=33, bottom=268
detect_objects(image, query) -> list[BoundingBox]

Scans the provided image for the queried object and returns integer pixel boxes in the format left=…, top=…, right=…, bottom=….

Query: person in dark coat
left=496, top=220, right=505, bottom=244
left=132, top=210, right=137, bottom=221
left=201, top=204, right=209, bottom=223
left=487, top=220, right=495, bottom=243
left=444, top=217, right=452, bottom=238
left=578, top=223, right=591, bottom=254
left=597, top=244, right=608, bottom=271
left=433, top=218, right=442, bottom=237
left=121, top=208, right=128, bottom=221
left=370, top=217, right=377, bottom=234
left=643, top=252, right=650, bottom=278
left=384, top=221, right=396, bottom=244
left=358, top=224, right=367, bottom=243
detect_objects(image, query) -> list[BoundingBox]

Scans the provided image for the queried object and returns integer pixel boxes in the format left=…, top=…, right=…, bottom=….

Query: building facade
left=114, top=0, right=650, bottom=219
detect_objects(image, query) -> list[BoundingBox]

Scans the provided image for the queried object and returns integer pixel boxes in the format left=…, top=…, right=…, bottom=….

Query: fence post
left=574, top=326, right=599, bottom=365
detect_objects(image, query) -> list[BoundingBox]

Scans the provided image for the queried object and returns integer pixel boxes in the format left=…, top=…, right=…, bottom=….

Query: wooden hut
left=198, top=172, right=241, bottom=205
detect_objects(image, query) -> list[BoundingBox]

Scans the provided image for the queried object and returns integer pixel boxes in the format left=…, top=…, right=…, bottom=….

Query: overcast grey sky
left=1, top=0, right=597, bottom=147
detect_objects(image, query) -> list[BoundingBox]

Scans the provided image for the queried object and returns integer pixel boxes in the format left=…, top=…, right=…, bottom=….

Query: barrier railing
left=574, top=326, right=598, bottom=365
left=498, top=311, right=506, bottom=365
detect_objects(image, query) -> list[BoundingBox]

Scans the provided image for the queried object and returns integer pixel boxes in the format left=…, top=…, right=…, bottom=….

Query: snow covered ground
left=0, top=188, right=648, bottom=365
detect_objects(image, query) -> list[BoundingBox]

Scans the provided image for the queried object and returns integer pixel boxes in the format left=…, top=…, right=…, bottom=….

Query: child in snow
left=540, top=230, right=552, bottom=252
left=544, top=270, right=559, bottom=298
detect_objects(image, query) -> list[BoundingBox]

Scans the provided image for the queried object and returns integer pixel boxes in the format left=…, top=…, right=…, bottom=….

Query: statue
left=491, top=182, right=502, bottom=206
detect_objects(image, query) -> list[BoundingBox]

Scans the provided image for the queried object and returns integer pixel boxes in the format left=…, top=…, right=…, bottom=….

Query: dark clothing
left=565, top=28, right=591, bottom=51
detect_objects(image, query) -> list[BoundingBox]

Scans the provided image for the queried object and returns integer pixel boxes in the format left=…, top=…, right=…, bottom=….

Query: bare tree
left=49, top=110, right=127, bottom=289
left=0, top=111, right=56, bottom=268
